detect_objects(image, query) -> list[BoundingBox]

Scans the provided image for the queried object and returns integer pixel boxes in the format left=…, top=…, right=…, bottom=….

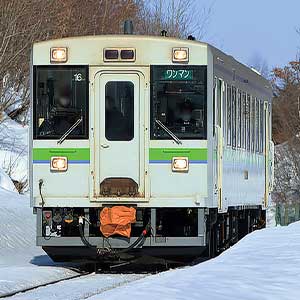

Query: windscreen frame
left=150, top=65, right=207, bottom=140
left=32, top=65, right=89, bottom=140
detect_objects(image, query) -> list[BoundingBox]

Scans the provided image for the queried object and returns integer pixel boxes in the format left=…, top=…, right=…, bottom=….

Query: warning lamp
left=43, top=211, right=52, bottom=220
left=172, top=47, right=189, bottom=63
left=172, top=157, right=189, bottom=172
left=50, top=156, right=68, bottom=172
left=120, top=49, right=135, bottom=61
left=104, top=49, right=119, bottom=60
left=50, top=47, right=68, bottom=63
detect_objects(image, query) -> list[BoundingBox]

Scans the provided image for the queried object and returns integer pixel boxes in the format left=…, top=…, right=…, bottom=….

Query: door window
left=105, top=81, right=134, bottom=141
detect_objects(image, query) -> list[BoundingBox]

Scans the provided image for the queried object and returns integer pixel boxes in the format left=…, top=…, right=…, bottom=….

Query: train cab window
left=34, top=66, right=88, bottom=139
left=151, top=66, right=207, bottom=140
left=105, top=81, right=134, bottom=141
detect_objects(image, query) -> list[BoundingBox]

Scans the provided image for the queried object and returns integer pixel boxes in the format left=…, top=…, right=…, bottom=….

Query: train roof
left=33, top=35, right=272, bottom=96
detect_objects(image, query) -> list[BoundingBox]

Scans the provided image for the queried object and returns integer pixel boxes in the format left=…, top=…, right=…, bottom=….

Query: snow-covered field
left=0, top=115, right=28, bottom=184
left=1, top=115, right=299, bottom=299
left=0, top=187, right=77, bottom=296
left=94, top=222, right=300, bottom=300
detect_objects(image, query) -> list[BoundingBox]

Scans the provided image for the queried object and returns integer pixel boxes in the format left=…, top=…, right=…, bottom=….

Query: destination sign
left=162, top=69, right=193, bottom=81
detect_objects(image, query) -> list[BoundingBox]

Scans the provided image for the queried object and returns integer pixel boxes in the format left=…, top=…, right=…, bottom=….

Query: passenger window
left=226, top=85, right=231, bottom=146
left=232, top=87, right=236, bottom=147
left=260, top=101, right=264, bottom=153
left=246, top=94, right=251, bottom=151
left=105, top=81, right=134, bottom=141
left=242, top=92, right=246, bottom=149
left=217, top=79, right=222, bottom=127
left=251, top=98, right=256, bottom=152
left=237, top=90, right=242, bottom=148
left=255, top=99, right=260, bottom=152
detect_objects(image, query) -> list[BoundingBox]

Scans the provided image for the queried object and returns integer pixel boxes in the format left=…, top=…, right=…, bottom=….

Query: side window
left=217, top=79, right=222, bottom=127
left=260, top=101, right=264, bottom=153
left=232, top=87, right=236, bottom=147
left=226, top=85, right=232, bottom=146
left=223, top=82, right=227, bottom=139
left=255, top=99, right=260, bottom=152
left=242, top=92, right=246, bottom=149
left=246, top=94, right=251, bottom=151
left=105, top=81, right=134, bottom=141
left=213, top=78, right=216, bottom=136
left=237, top=90, right=242, bottom=148
left=251, top=97, right=256, bottom=152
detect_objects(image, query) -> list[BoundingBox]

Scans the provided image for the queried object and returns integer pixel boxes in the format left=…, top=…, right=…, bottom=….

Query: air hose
left=78, top=216, right=95, bottom=249
left=116, top=222, right=151, bottom=254
left=78, top=216, right=151, bottom=255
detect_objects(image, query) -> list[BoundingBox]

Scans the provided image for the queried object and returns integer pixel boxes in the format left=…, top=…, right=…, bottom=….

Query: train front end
left=31, top=36, right=211, bottom=262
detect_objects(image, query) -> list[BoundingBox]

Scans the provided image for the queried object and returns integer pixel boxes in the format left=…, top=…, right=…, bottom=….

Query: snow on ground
left=0, top=114, right=28, bottom=183
left=93, top=223, right=300, bottom=300
left=8, top=273, right=146, bottom=300
left=0, top=187, right=77, bottom=296
left=0, top=167, right=16, bottom=192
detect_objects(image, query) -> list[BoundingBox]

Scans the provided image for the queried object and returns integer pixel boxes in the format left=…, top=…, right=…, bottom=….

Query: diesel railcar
left=30, top=30, right=274, bottom=262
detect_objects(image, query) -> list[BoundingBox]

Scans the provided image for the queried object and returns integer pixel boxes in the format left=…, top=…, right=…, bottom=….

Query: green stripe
left=149, top=148, right=207, bottom=161
left=33, top=148, right=90, bottom=161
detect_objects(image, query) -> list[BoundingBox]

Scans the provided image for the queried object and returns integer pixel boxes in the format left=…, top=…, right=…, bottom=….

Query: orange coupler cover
left=100, top=206, right=136, bottom=238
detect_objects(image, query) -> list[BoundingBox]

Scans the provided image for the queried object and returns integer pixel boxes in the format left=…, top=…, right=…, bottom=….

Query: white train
left=30, top=26, right=274, bottom=262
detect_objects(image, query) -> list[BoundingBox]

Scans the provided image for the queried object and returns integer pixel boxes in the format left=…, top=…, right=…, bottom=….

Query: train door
left=214, top=78, right=224, bottom=210
left=93, top=71, right=145, bottom=198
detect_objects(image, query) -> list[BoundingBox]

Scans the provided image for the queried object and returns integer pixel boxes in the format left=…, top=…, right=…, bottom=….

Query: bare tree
left=136, top=0, right=213, bottom=39
left=248, top=52, right=269, bottom=79
left=272, top=61, right=300, bottom=206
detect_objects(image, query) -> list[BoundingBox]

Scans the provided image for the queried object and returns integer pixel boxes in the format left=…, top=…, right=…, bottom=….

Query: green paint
left=33, top=148, right=90, bottom=161
left=149, top=148, right=207, bottom=161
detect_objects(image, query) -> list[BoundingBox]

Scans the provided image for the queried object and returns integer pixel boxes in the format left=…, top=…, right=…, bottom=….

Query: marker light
left=44, top=211, right=52, bottom=220
left=120, top=49, right=135, bottom=60
left=172, top=157, right=189, bottom=172
left=50, top=47, right=68, bottom=63
left=104, top=49, right=119, bottom=60
left=50, top=156, right=68, bottom=172
left=172, top=47, right=189, bottom=63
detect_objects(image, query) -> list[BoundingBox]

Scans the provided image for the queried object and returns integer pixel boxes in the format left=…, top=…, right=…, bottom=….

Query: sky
left=196, top=0, right=300, bottom=70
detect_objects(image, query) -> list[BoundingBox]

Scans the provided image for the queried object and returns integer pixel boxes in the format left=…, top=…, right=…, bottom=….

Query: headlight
left=172, top=47, right=189, bottom=63
left=172, top=157, right=189, bottom=172
left=50, top=156, right=68, bottom=172
left=50, top=47, right=68, bottom=63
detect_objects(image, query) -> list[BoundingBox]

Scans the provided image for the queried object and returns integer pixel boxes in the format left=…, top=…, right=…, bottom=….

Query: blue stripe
left=33, top=160, right=90, bottom=164
left=149, top=160, right=207, bottom=164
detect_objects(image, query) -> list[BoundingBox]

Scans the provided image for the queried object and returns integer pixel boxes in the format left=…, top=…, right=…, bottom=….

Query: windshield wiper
left=155, top=119, right=182, bottom=145
left=57, top=117, right=83, bottom=145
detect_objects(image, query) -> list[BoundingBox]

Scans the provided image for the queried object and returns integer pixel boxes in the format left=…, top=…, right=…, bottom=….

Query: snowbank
left=95, top=223, right=300, bottom=300
left=0, top=114, right=28, bottom=183
left=0, top=167, right=16, bottom=192
left=0, top=188, right=76, bottom=296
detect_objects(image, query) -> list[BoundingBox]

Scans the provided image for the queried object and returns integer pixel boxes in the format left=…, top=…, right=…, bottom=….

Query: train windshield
left=33, top=66, right=88, bottom=139
left=151, top=65, right=207, bottom=140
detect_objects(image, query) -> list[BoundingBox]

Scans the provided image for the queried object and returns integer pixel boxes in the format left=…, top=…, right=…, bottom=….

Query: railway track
left=0, top=269, right=90, bottom=299
left=0, top=262, right=163, bottom=300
